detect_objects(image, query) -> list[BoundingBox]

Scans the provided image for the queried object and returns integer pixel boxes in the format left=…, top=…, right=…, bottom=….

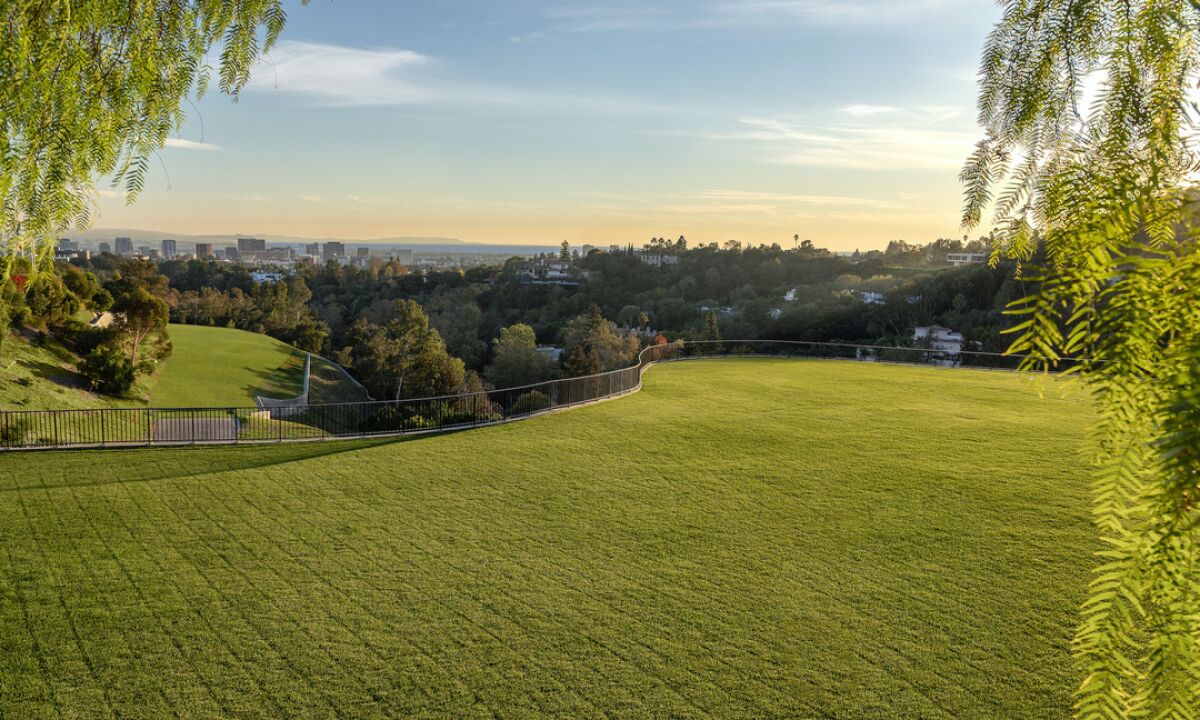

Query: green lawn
left=151, top=324, right=307, bottom=408
left=0, top=360, right=1095, bottom=718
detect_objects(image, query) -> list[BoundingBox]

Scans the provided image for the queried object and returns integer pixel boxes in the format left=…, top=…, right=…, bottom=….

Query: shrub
left=511, top=391, right=551, bottom=416
left=79, top=345, right=135, bottom=396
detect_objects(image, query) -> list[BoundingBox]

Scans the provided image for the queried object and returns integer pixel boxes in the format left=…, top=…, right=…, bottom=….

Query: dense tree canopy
left=964, top=2, right=1200, bottom=717
left=0, top=1, right=303, bottom=278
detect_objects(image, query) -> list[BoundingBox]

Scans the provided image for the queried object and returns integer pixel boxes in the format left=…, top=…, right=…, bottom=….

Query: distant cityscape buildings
left=44, top=234, right=467, bottom=274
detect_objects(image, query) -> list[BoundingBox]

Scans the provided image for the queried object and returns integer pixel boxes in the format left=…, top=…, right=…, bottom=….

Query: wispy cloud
left=709, top=0, right=971, bottom=25
left=250, top=41, right=435, bottom=105
left=249, top=40, right=669, bottom=114
left=842, top=104, right=899, bottom=117
left=717, top=107, right=977, bottom=170
left=164, top=138, right=223, bottom=152
left=511, top=7, right=670, bottom=43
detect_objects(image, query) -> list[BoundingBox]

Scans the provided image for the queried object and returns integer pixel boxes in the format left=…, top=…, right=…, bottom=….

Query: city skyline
left=90, top=0, right=999, bottom=250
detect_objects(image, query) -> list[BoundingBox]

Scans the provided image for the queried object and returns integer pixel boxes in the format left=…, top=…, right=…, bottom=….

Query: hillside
left=0, top=359, right=1094, bottom=718
left=0, top=331, right=141, bottom=410
left=0, top=323, right=362, bottom=414
left=150, top=324, right=307, bottom=407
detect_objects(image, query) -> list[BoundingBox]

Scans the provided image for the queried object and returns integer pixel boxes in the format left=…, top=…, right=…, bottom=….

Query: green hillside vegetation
left=308, top=354, right=373, bottom=404
left=0, top=360, right=1093, bottom=718
left=149, top=324, right=306, bottom=408
left=0, top=331, right=149, bottom=410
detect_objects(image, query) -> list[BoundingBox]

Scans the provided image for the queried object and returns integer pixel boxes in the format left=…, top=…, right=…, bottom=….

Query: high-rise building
left=391, top=248, right=414, bottom=265
left=305, top=243, right=320, bottom=257
left=114, top=237, right=134, bottom=256
left=357, top=247, right=370, bottom=258
left=161, top=239, right=177, bottom=257
left=322, top=241, right=346, bottom=259
left=57, top=239, right=79, bottom=252
left=194, top=243, right=213, bottom=259
left=223, top=246, right=239, bottom=259
left=238, top=238, right=266, bottom=253
left=99, top=242, right=111, bottom=254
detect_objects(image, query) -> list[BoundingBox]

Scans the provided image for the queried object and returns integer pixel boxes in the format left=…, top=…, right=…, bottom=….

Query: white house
left=859, top=291, right=885, bottom=305
left=913, top=325, right=964, bottom=354
left=251, top=270, right=286, bottom=284
left=783, top=288, right=798, bottom=302
left=947, top=252, right=987, bottom=266
left=637, top=252, right=680, bottom=268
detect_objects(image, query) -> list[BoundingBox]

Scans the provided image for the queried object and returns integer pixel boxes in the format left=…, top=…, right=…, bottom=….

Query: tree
left=79, top=345, right=135, bottom=397
left=561, top=305, right=640, bottom=374
left=962, top=4, right=1200, bottom=717
left=343, top=300, right=465, bottom=401
left=485, top=323, right=558, bottom=389
left=559, top=241, right=571, bottom=262
left=1, top=1, right=304, bottom=278
left=112, top=287, right=169, bottom=370
left=0, top=300, right=9, bottom=357
left=701, top=311, right=722, bottom=343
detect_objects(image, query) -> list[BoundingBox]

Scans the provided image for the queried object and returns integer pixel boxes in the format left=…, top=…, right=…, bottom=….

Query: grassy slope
left=307, top=354, right=372, bottom=404
left=150, top=324, right=306, bottom=408
left=0, top=360, right=1094, bottom=719
left=0, top=332, right=141, bottom=410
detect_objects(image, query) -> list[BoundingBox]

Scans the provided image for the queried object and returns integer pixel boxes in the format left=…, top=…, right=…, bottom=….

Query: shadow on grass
left=0, top=435, right=425, bottom=493
left=242, top=355, right=308, bottom=402
left=19, top=358, right=89, bottom=390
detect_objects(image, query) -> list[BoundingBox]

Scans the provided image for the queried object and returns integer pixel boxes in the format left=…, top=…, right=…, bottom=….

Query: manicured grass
left=0, top=360, right=1095, bottom=718
left=307, top=354, right=373, bottom=404
left=151, top=324, right=306, bottom=408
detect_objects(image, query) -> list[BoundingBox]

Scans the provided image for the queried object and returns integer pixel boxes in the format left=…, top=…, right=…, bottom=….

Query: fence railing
left=0, top=340, right=1067, bottom=452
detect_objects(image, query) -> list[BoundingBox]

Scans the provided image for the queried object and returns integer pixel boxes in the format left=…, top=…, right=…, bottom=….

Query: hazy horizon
left=89, top=0, right=1000, bottom=251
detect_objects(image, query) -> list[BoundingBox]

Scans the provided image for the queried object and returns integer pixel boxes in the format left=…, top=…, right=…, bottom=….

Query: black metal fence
left=0, top=340, right=1066, bottom=451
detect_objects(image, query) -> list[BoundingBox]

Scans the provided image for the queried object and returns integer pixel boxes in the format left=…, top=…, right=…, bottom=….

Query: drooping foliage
left=0, top=0, right=304, bottom=278
left=963, top=2, right=1200, bottom=717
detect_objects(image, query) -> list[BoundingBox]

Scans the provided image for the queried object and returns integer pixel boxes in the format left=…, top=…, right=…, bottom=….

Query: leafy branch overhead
left=964, top=1, right=1200, bottom=717
left=0, top=0, right=305, bottom=277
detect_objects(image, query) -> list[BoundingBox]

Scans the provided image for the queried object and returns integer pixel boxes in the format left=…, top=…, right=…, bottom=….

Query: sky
left=93, top=0, right=1002, bottom=250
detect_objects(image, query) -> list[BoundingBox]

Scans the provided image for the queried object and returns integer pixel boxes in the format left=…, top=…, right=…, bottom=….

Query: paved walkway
left=153, top=417, right=239, bottom=443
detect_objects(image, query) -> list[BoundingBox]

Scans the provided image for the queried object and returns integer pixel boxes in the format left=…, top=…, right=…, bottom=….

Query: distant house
left=536, top=346, right=564, bottom=362
left=784, top=288, right=798, bottom=302
left=521, top=258, right=581, bottom=286
left=251, top=270, right=286, bottom=284
left=636, top=252, right=680, bottom=268
left=858, top=291, right=886, bottom=305
left=947, top=252, right=987, bottom=266
left=768, top=308, right=783, bottom=320
left=913, top=325, right=964, bottom=355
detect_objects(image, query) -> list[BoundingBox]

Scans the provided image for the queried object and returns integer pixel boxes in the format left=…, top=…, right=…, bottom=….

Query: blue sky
left=95, top=0, right=1001, bottom=249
